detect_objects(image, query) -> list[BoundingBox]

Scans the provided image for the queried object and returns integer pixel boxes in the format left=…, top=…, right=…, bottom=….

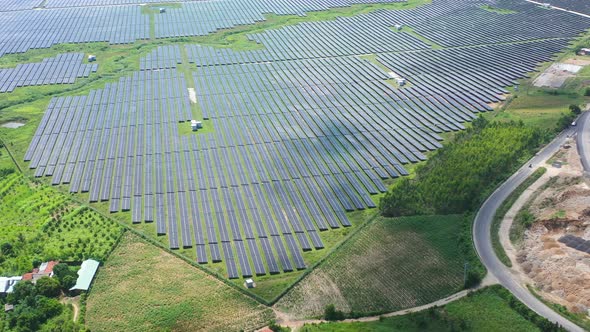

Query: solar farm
left=1, top=0, right=590, bottom=310
left=0, top=0, right=590, bottom=279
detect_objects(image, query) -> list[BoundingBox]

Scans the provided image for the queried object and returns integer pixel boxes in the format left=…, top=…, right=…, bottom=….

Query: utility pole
left=463, top=262, right=469, bottom=286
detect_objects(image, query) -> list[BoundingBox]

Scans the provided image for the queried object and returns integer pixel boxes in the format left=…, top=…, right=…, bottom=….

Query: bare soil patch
left=513, top=141, right=590, bottom=316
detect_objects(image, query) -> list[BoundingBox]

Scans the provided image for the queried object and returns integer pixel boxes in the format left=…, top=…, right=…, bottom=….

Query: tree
left=36, top=277, right=61, bottom=298
left=569, top=104, right=581, bottom=115
left=324, top=304, right=345, bottom=321
left=53, top=263, right=77, bottom=290
left=8, top=280, right=36, bottom=303
left=1, top=242, right=14, bottom=256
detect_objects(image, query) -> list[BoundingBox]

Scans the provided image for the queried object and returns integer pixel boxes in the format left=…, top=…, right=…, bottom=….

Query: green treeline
left=379, top=117, right=545, bottom=286
left=380, top=117, right=543, bottom=217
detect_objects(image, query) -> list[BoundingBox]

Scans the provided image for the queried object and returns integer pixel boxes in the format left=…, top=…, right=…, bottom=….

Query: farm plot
left=275, top=215, right=466, bottom=318
left=0, top=172, right=123, bottom=276
left=86, top=233, right=274, bottom=332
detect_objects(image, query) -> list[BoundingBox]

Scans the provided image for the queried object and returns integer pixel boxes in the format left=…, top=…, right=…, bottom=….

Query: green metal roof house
left=69, top=259, right=100, bottom=291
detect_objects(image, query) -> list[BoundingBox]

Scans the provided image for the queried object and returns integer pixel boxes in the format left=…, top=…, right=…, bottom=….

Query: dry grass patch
left=86, top=233, right=274, bottom=332
left=275, top=215, right=465, bottom=318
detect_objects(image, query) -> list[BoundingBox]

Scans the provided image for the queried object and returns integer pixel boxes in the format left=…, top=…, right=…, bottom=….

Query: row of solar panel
left=0, top=53, right=96, bottom=92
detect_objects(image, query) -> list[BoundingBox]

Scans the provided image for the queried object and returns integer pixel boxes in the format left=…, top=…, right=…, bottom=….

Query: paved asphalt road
left=473, top=112, right=589, bottom=332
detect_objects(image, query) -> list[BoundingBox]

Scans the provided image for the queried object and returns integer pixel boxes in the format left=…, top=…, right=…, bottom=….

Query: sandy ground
left=564, top=58, right=590, bottom=66
left=0, top=122, right=24, bottom=129
left=533, top=62, right=584, bottom=88
left=187, top=88, right=197, bottom=104
left=60, top=296, right=81, bottom=322
left=500, top=138, right=590, bottom=316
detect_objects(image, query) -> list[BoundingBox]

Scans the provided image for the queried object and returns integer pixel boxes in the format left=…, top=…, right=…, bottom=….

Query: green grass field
left=85, top=233, right=274, bottom=332
left=0, top=173, right=123, bottom=276
left=275, top=215, right=467, bottom=318
left=300, top=286, right=544, bottom=332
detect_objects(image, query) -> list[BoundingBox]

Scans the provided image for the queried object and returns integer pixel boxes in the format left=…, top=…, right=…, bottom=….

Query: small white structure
left=88, top=55, right=96, bottom=62
left=191, top=120, right=203, bottom=131
left=579, top=48, right=590, bottom=56
left=159, top=7, right=166, bottom=13
left=0, top=276, right=22, bottom=295
left=396, top=77, right=406, bottom=86
left=541, top=3, right=551, bottom=9
left=245, top=278, right=255, bottom=288
left=69, top=259, right=100, bottom=292
left=394, top=24, right=403, bottom=31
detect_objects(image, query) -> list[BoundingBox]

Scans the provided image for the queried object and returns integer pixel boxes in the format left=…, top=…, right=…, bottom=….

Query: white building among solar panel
left=394, top=24, right=403, bottom=31
left=245, top=278, right=255, bottom=288
left=159, top=8, right=166, bottom=13
left=396, top=77, right=406, bottom=86
left=88, top=55, right=96, bottom=62
left=191, top=120, right=202, bottom=131
left=69, top=259, right=100, bottom=292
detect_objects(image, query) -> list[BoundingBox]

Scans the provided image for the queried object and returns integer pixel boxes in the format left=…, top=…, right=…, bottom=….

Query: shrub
left=380, top=119, right=542, bottom=217
left=324, top=304, right=345, bottom=321
left=36, top=277, right=61, bottom=298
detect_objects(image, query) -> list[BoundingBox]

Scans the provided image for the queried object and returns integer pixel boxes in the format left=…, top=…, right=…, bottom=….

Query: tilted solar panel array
left=240, top=0, right=589, bottom=58
left=528, top=0, right=590, bottom=16
left=558, top=235, right=590, bottom=254
left=0, top=53, right=97, bottom=93
left=185, top=22, right=430, bottom=66
left=0, top=6, right=149, bottom=57
left=0, top=0, right=43, bottom=11
left=365, top=0, right=589, bottom=47
left=140, top=45, right=182, bottom=71
left=21, top=0, right=590, bottom=278
left=153, top=0, right=404, bottom=38
left=26, top=37, right=568, bottom=278
left=0, top=0, right=402, bottom=58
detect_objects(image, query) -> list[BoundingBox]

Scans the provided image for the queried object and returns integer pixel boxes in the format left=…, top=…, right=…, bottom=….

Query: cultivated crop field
left=0, top=172, right=123, bottom=275
left=275, top=215, right=466, bottom=318
left=86, top=233, right=274, bottom=332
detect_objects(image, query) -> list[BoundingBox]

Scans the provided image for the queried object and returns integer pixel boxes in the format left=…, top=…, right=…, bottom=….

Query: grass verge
left=299, top=285, right=556, bottom=332
left=491, top=167, right=546, bottom=267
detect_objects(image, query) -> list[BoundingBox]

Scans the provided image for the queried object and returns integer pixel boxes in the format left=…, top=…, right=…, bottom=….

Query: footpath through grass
left=300, top=285, right=560, bottom=332
left=275, top=215, right=467, bottom=318
left=86, top=233, right=274, bottom=332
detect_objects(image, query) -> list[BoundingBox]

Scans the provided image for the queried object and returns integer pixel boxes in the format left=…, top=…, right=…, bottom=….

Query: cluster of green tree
left=2, top=268, right=86, bottom=332
left=380, top=117, right=543, bottom=217
left=324, top=304, right=346, bottom=321
left=555, top=104, right=581, bottom=131
left=0, top=168, right=14, bottom=179
left=379, top=118, right=546, bottom=286
left=0, top=175, right=123, bottom=276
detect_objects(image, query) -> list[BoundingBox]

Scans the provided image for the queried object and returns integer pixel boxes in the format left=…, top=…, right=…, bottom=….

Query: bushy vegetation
left=555, top=105, right=580, bottom=131
left=1, top=279, right=86, bottom=332
left=381, top=118, right=543, bottom=217
left=300, top=286, right=563, bottom=332
left=276, top=215, right=467, bottom=318
left=86, top=233, right=274, bottom=332
left=0, top=174, right=123, bottom=276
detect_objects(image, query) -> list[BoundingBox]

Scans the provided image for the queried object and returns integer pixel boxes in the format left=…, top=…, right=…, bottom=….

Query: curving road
left=473, top=112, right=588, bottom=332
